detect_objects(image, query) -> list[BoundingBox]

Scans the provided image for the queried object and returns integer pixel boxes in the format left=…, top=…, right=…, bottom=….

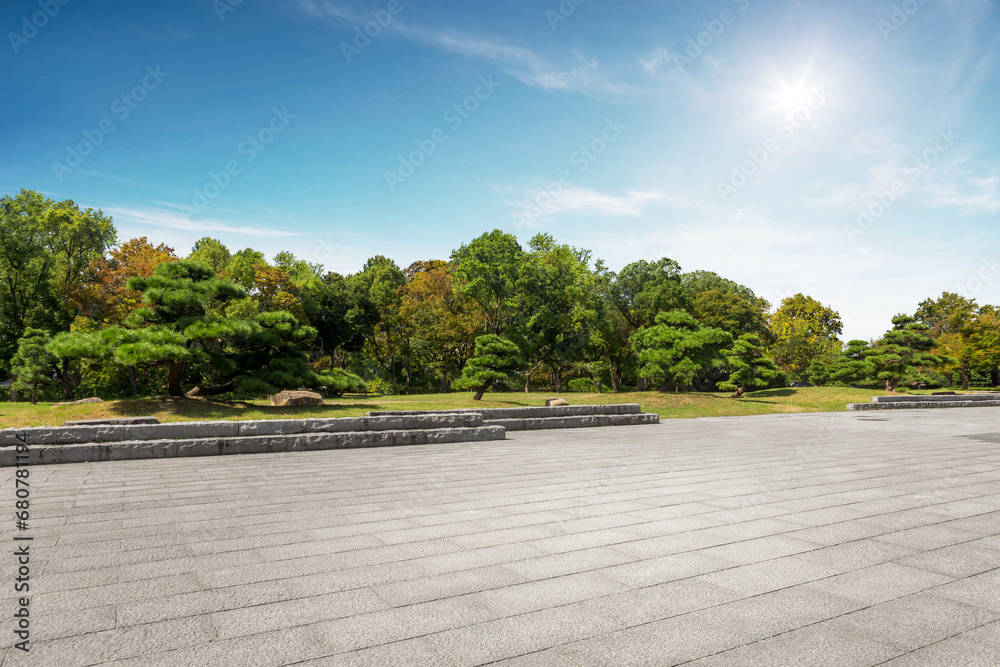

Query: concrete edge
left=0, top=425, right=507, bottom=466
left=847, top=401, right=1000, bottom=410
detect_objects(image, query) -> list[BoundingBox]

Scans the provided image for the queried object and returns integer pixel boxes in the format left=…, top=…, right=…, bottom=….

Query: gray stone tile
left=294, top=637, right=457, bottom=666
left=804, top=562, right=953, bottom=605
left=580, top=578, right=743, bottom=627
left=470, top=570, right=630, bottom=616
left=427, top=602, right=624, bottom=666
left=373, top=565, right=528, bottom=606
left=826, top=592, right=1000, bottom=650
left=878, top=620, right=1000, bottom=666
left=931, top=569, right=1000, bottom=611
left=697, top=554, right=842, bottom=596
left=896, top=542, right=1000, bottom=577
left=682, top=621, right=903, bottom=666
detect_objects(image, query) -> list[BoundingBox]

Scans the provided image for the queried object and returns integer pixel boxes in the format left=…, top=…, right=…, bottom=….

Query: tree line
left=2, top=189, right=998, bottom=403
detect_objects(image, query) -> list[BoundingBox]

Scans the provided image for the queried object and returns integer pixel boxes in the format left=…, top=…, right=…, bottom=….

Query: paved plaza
left=3, top=408, right=1000, bottom=666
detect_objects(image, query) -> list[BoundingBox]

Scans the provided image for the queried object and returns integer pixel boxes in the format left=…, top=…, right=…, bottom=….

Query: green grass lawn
left=0, top=386, right=908, bottom=429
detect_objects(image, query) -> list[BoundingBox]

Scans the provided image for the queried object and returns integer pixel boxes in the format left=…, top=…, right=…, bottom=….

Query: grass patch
left=0, top=387, right=900, bottom=429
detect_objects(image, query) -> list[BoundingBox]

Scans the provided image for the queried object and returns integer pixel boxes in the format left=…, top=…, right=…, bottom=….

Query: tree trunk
left=440, top=371, right=449, bottom=394
left=554, top=368, right=562, bottom=393
left=30, top=384, right=37, bottom=405
left=730, top=385, right=746, bottom=398
left=657, top=379, right=671, bottom=393
left=637, top=376, right=648, bottom=391
left=60, top=358, right=72, bottom=398
left=473, top=378, right=494, bottom=401
left=992, top=368, right=1000, bottom=388
left=167, top=361, right=185, bottom=397
left=129, top=366, right=139, bottom=397
left=9, top=374, right=18, bottom=403
left=946, top=372, right=953, bottom=388
left=185, top=382, right=236, bottom=397
left=609, top=362, right=621, bottom=393
left=524, top=372, right=531, bottom=393
left=961, top=366, right=970, bottom=390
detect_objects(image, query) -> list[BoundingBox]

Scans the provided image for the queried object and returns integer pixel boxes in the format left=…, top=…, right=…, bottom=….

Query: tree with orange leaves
left=76, top=237, right=178, bottom=325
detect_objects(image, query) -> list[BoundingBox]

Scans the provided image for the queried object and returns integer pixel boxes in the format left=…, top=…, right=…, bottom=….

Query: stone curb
left=847, top=400, right=1000, bottom=410
left=872, top=394, right=999, bottom=403
left=486, top=413, right=660, bottom=431
left=367, top=404, right=643, bottom=419
left=0, top=425, right=506, bottom=466
left=0, top=414, right=484, bottom=447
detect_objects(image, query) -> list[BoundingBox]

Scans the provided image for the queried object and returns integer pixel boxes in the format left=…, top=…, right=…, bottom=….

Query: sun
left=771, top=83, right=811, bottom=113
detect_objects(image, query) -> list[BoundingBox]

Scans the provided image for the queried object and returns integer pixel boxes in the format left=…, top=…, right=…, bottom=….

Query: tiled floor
left=3, top=408, right=999, bottom=666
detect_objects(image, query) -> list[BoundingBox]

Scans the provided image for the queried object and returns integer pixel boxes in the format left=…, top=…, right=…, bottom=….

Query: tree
left=867, top=315, right=942, bottom=391
left=309, top=272, right=380, bottom=368
left=452, top=334, right=527, bottom=400
left=77, top=237, right=178, bottom=325
left=811, top=339, right=875, bottom=387
left=450, top=230, right=524, bottom=336
left=10, top=328, right=57, bottom=404
left=187, top=237, right=231, bottom=274
left=125, top=261, right=245, bottom=395
left=351, top=256, right=408, bottom=387
left=631, top=310, right=733, bottom=392
left=693, top=290, right=772, bottom=342
left=718, top=334, right=782, bottom=397
left=915, top=293, right=999, bottom=389
left=515, top=234, right=599, bottom=393
left=398, top=261, right=481, bottom=392
left=768, top=294, right=842, bottom=381
left=680, top=270, right=769, bottom=310
left=0, top=189, right=116, bottom=375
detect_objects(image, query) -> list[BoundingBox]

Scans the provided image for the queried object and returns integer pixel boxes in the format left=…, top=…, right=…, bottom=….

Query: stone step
left=0, top=425, right=505, bottom=466
left=368, top=404, right=644, bottom=419
left=873, top=393, right=999, bottom=403
left=848, top=400, right=1000, bottom=410
left=0, top=413, right=484, bottom=447
left=486, top=413, right=660, bottom=431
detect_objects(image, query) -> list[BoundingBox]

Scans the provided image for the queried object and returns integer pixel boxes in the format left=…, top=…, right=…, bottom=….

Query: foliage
left=450, top=230, right=524, bottom=336
left=10, top=328, right=57, bottom=403
left=187, top=237, right=232, bottom=274
left=768, top=293, right=843, bottom=381
left=77, top=237, right=178, bottom=325
left=631, top=310, right=733, bottom=392
left=452, top=334, right=528, bottom=400
left=866, top=315, right=942, bottom=391
left=717, top=334, right=782, bottom=395
left=0, top=189, right=116, bottom=375
left=567, top=377, right=597, bottom=393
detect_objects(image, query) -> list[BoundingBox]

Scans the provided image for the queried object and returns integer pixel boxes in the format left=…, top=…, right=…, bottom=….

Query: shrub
left=567, top=378, right=597, bottom=393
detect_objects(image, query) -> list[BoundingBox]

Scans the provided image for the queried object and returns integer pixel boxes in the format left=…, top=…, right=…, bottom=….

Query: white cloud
left=507, top=185, right=664, bottom=224
left=925, top=175, right=1000, bottom=215
left=104, top=207, right=300, bottom=238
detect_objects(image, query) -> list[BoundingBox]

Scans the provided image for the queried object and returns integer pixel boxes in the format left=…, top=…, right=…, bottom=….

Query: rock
left=269, top=390, right=324, bottom=407
left=52, top=397, right=104, bottom=407
left=545, top=398, right=569, bottom=407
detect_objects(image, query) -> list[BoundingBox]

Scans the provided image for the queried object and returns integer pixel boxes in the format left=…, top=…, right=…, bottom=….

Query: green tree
left=867, top=315, right=942, bottom=391
left=693, top=290, right=772, bottom=342
left=187, top=237, right=231, bottom=274
left=452, top=334, right=527, bottom=400
left=10, top=328, right=57, bottom=404
left=516, top=234, right=599, bottom=393
left=351, top=256, right=408, bottom=387
left=450, top=230, right=524, bottom=336
left=828, top=339, right=876, bottom=387
left=631, top=310, right=733, bottom=392
left=718, top=333, right=782, bottom=397
left=0, top=189, right=116, bottom=375
left=768, top=294, right=842, bottom=381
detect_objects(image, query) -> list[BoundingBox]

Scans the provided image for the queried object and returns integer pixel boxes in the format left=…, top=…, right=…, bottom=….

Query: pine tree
left=10, top=329, right=57, bottom=404
left=631, top=310, right=733, bottom=392
left=867, top=315, right=942, bottom=391
left=718, top=334, right=782, bottom=397
left=452, top=334, right=527, bottom=400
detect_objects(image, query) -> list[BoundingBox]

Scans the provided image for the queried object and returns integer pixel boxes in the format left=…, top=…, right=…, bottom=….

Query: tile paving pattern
left=2, top=408, right=999, bottom=665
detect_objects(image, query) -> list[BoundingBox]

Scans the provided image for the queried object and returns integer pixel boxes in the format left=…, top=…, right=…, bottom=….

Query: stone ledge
left=0, top=425, right=506, bottom=466
left=873, top=393, right=999, bottom=403
left=368, top=404, right=643, bottom=419
left=848, top=400, right=1000, bottom=410
left=0, top=414, right=485, bottom=447
left=486, top=413, right=660, bottom=431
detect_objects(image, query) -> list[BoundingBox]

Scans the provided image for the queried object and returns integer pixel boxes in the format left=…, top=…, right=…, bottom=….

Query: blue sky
left=1, top=0, right=998, bottom=341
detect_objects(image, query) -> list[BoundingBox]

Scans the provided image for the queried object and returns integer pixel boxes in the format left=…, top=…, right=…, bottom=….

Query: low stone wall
left=0, top=413, right=484, bottom=447
left=368, top=404, right=643, bottom=419
left=0, top=425, right=505, bottom=466
left=848, top=400, right=1000, bottom=410
left=489, top=413, right=660, bottom=431
left=872, top=393, right=999, bottom=404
